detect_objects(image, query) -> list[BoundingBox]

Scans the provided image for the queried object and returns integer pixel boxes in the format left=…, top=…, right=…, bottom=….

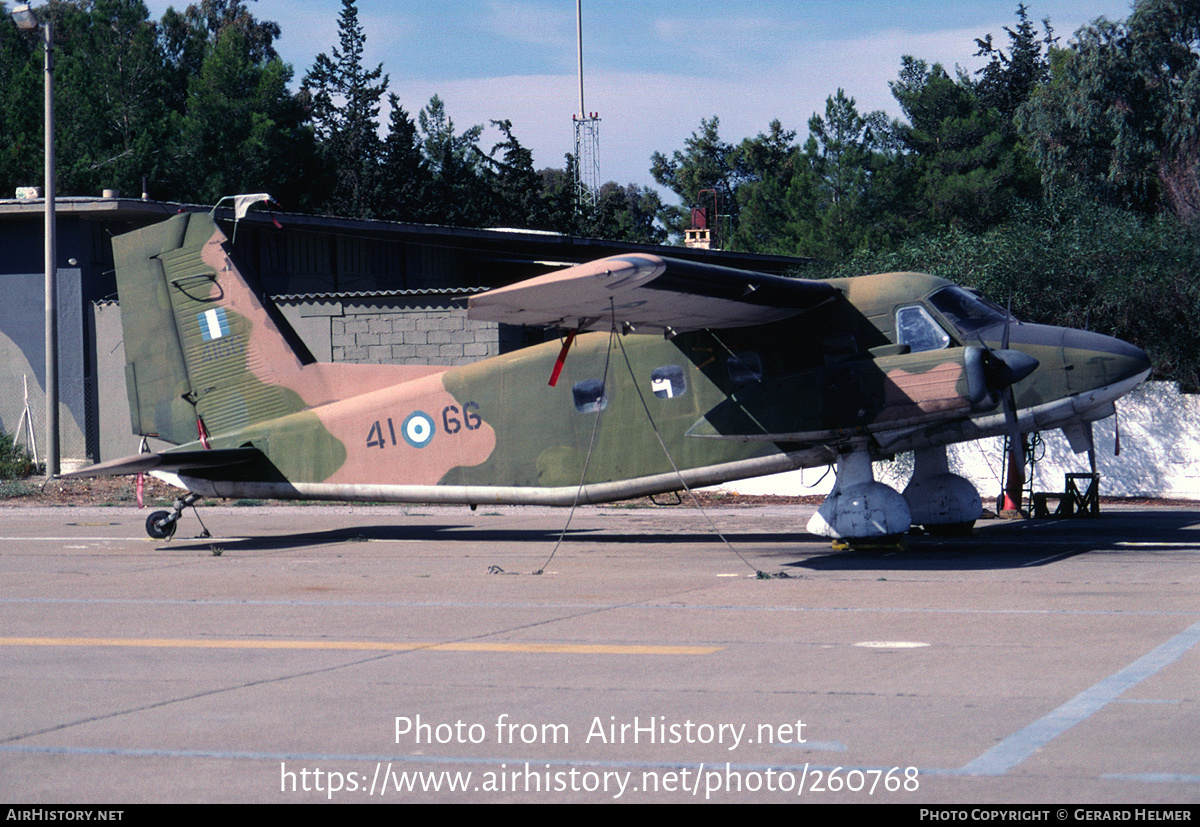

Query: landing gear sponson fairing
left=66, top=211, right=1150, bottom=541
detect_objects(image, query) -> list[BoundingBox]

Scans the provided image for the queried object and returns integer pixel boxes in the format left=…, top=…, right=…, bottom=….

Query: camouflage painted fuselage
left=101, top=212, right=1150, bottom=506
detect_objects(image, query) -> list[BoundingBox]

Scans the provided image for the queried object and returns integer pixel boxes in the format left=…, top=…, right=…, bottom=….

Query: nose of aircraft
left=1061, top=328, right=1152, bottom=389
left=1000, top=322, right=1151, bottom=404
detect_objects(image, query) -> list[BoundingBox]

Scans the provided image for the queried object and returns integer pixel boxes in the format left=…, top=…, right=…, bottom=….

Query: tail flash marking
left=198, top=308, right=230, bottom=341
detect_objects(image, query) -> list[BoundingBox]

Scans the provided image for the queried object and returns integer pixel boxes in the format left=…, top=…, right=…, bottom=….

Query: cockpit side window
left=895, top=304, right=950, bottom=352
left=929, top=286, right=1012, bottom=336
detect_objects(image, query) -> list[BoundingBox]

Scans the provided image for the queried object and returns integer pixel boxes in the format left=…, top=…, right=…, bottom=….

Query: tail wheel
left=145, top=511, right=177, bottom=540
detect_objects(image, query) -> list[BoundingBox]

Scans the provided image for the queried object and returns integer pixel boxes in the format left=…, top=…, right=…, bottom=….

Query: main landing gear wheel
left=145, top=510, right=178, bottom=540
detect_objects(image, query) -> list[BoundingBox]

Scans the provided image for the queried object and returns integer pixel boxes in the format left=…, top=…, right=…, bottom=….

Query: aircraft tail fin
left=115, top=211, right=313, bottom=445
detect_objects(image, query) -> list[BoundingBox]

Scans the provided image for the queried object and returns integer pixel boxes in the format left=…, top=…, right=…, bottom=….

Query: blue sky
left=141, top=1, right=1136, bottom=194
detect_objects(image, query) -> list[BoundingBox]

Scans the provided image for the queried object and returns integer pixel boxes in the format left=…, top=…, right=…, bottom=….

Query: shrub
left=0, top=430, right=38, bottom=479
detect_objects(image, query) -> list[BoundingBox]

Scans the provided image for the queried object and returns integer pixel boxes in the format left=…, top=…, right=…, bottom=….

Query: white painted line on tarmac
left=958, top=619, right=1200, bottom=776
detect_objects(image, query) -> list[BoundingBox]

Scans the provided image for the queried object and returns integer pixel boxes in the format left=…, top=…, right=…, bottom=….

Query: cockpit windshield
left=929, top=286, right=1013, bottom=336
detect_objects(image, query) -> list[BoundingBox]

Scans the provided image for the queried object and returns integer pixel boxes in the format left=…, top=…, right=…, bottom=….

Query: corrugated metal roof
left=273, top=286, right=490, bottom=301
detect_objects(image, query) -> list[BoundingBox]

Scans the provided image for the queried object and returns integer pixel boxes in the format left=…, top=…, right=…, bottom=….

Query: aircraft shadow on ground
left=161, top=508, right=1200, bottom=573
left=784, top=509, right=1200, bottom=571
left=165, top=523, right=819, bottom=552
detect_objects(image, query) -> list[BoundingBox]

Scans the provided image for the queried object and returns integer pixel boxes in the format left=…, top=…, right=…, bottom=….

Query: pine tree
left=301, top=0, right=388, bottom=217
left=417, top=95, right=486, bottom=226
left=650, top=116, right=743, bottom=241
left=483, top=119, right=547, bottom=229
left=795, top=91, right=899, bottom=257
left=376, top=93, right=433, bottom=222
left=170, top=24, right=316, bottom=207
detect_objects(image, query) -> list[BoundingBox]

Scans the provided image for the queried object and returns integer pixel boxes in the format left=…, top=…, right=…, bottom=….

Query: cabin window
left=728, top=352, right=763, bottom=388
left=651, top=366, right=687, bottom=399
left=572, top=379, right=608, bottom=413
left=896, top=305, right=950, bottom=352
left=928, top=286, right=1012, bottom=336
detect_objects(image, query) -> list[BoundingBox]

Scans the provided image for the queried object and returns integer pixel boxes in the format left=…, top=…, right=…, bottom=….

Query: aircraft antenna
left=573, top=0, right=600, bottom=216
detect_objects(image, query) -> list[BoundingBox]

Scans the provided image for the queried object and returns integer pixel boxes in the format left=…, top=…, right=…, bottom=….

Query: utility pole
left=573, top=0, right=600, bottom=215
left=11, top=4, right=58, bottom=477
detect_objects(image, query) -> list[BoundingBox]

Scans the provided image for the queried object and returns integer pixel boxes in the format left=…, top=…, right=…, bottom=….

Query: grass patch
left=0, top=479, right=35, bottom=499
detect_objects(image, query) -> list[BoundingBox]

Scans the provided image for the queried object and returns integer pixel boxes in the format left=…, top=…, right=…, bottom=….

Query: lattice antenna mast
left=573, top=0, right=600, bottom=214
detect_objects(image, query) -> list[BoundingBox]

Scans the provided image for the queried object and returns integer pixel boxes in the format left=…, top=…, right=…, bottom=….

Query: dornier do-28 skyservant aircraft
left=67, top=207, right=1151, bottom=543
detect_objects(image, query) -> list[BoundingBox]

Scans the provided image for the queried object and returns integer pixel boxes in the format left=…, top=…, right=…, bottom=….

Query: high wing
left=467, top=253, right=838, bottom=333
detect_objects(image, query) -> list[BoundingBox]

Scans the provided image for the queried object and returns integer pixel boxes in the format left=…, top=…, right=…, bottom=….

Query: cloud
left=138, top=0, right=1132, bottom=195
left=481, top=0, right=576, bottom=65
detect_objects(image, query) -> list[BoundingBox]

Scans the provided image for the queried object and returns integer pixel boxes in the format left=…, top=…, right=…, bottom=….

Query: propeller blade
left=1000, top=386, right=1026, bottom=514
left=1002, top=295, right=1012, bottom=350
left=971, top=300, right=1031, bottom=516
left=1086, top=420, right=1097, bottom=473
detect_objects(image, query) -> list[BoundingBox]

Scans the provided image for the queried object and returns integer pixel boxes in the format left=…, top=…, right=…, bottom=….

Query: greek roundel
left=402, top=411, right=435, bottom=448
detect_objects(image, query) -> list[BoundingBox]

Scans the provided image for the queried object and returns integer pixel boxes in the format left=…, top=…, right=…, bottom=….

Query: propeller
left=965, top=299, right=1037, bottom=515
left=995, top=302, right=1030, bottom=515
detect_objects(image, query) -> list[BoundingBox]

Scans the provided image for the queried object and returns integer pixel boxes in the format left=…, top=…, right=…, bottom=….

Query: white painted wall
left=716, top=381, right=1200, bottom=501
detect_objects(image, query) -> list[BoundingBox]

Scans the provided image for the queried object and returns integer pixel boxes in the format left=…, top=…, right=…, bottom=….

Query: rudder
left=115, top=212, right=311, bottom=445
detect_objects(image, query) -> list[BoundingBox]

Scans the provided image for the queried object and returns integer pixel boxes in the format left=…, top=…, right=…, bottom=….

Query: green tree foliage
left=160, top=0, right=281, bottom=107
left=663, top=101, right=902, bottom=258
left=375, top=94, right=433, bottom=223
left=1018, top=0, right=1200, bottom=222
left=973, top=4, right=1054, bottom=118
left=0, top=7, right=41, bottom=196
left=168, top=25, right=317, bottom=207
left=0, top=0, right=313, bottom=205
left=416, top=94, right=488, bottom=226
left=650, top=117, right=744, bottom=241
left=793, top=91, right=903, bottom=257
left=482, top=118, right=549, bottom=229
left=50, top=0, right=172, bottom=197
left=538, top=157, right=580, bottom=233
left=0, top=0, right=666, bottom=240
left=810, top=201, right=1200, bottom=390
left=890, top=9, right=1048, bottom=234
left=587, top=182, right=667, bottom=244
left=729, top=120, right=799, bottom=253
left=0, top=428, right=36, bottom=479
left=300, top=0, right=388, bottom=217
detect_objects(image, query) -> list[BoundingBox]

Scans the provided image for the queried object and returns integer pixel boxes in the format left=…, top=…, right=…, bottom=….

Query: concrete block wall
left=329, top=299, right=522, bottom=366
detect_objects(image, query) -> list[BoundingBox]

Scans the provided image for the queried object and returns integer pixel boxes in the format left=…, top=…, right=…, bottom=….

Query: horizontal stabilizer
left=60, top=448, right=264, bottom=479
left=468, top=254, right=838, bottom=333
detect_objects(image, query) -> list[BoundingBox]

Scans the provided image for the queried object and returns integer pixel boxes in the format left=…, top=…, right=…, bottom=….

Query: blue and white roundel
left=402, top=411, right=435, bottom=448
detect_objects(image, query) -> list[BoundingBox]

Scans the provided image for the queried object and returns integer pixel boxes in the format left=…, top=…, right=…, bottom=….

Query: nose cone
left=1062, top=328, right=1152, bottom=388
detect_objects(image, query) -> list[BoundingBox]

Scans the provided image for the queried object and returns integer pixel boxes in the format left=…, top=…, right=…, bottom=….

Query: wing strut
left=548, top=329, right=577, bottom=387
